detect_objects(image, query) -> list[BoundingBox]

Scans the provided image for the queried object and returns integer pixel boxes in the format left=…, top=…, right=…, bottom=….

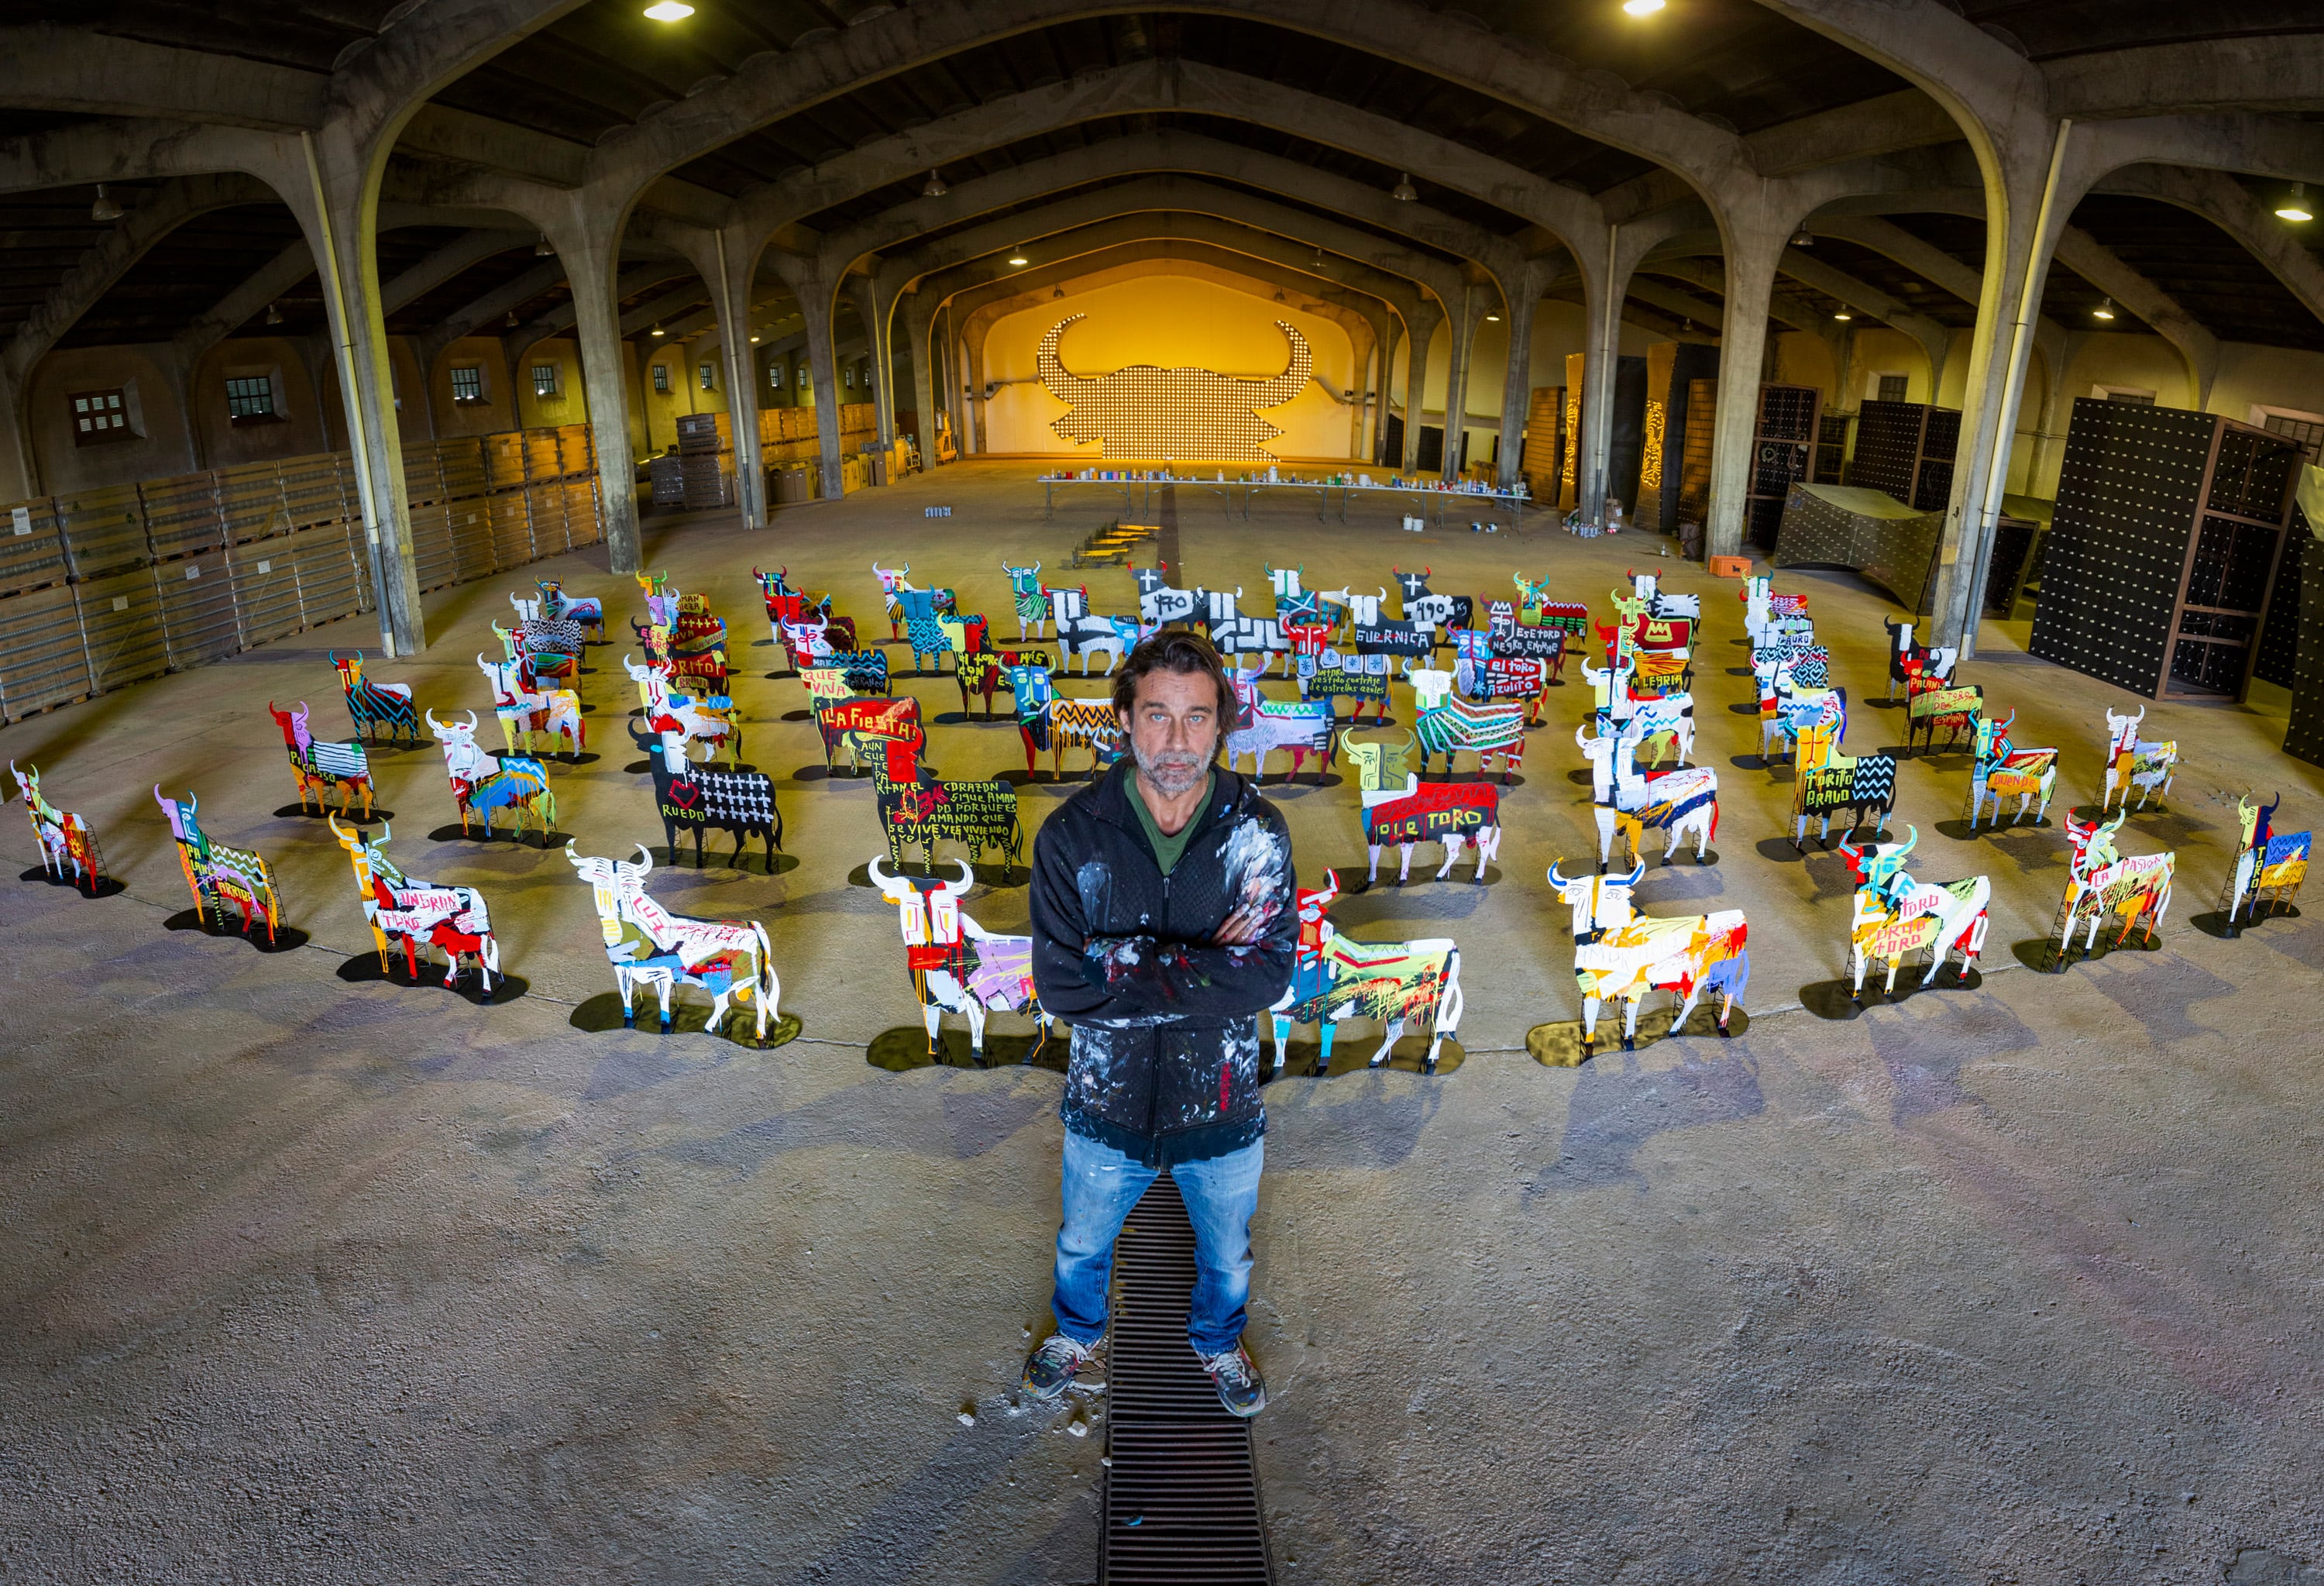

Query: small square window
left=768, top=364, right=782, bottom=389
left=844, top=366, right=855, bottom=388
left=796, top=366, right=809, bottom=387
left=450, top=366, right=484, bottom=404
left=70, top=387, right=131, bottom=446
left=652, top=364, right=671, bottom=394
left=1876, top=374, right=1909, bottom=403
left=225, top=375, right=276, bottom=421
left=532, top=363, right=560, bottom=397
left=698, top=363, right=715, bottom=392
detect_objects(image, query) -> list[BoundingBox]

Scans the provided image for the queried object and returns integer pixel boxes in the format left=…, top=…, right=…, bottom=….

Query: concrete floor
left=4, top=461, right=2322, bottom=1584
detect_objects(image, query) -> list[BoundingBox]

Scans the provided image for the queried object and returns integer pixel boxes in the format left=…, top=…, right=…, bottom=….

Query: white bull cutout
left=868, top=856, right=1054, bottom=1066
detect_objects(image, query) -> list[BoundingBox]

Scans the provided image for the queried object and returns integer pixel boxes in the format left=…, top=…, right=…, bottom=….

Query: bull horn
left=326, top=813, right=351, bottom=844
left=1036, top=314, right=1098, bottom=401
left=563, top=840, right=586, bottom=867
left=1621, top=862, right=1646, bottom=888
left=1227, top=320, right=1313, bottom=409
left=631, top=843, right=655, bottom=876
left=426, top=708, right=445, bottom=733
left=1574, top=724, right=1589, bottom=748
left=866, top=855, right=893, bottom=891
left=943, top=859, right=975, bottom=900
left=462, top=710, right=479, bottom=731
left=1548, top=861, right=1571, bottom=889
left=1895, top=826, right=1918, bottom=858
left=1996, top=707, right=2016, bottom=735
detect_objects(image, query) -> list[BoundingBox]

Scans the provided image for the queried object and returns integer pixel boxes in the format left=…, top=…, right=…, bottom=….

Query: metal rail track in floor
left=1100, top=1172, right=1274, bottom=1584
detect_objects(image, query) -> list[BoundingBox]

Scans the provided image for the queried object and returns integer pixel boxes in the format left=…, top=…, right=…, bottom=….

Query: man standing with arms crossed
left=1022, top=629, right=1297, bottom=1416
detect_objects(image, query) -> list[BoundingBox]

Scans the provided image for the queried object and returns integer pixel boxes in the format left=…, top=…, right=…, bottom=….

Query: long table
left=1038, top=473, right=1530, bottom=530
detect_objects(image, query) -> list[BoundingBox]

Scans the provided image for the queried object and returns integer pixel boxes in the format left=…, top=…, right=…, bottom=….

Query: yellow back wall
left=979, top=274, right=1357, bottom=459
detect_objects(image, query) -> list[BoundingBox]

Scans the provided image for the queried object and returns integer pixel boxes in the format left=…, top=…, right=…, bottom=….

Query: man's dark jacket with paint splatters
left=1030, top=759, right=1298, bottom=1167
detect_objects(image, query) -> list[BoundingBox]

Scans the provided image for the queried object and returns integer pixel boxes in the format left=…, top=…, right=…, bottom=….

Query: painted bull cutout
left=1037, top=313, right=1313, bottom=460
left=1547, top=862, right=1748, bottom=1058
left=869, top=856, right=1052, bottom=1066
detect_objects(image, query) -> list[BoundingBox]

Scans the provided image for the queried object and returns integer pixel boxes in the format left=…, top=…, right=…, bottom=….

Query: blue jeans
left=1050, top=1130, right=1263, bottom=1356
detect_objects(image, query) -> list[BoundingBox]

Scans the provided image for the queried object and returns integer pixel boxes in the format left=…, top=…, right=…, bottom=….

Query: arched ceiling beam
left=0, top=119, right=296, bottom=200
left=507, top=261, right=696, bottom=363
left=865, top=175, right=1472, bottom=319
left=0, top=25, right=328, bottom=130
left=2094, top=163, right=2324, bottom=336
left=942, top=240, right=1389, bottom=339
left=2047, top=38, right=2324, bottom=120
left=728, top=57, right=1602, bottom=260
left=171, top=239, right=316, bottom=370
left=1827, top=189, right=2220, bottom=403
left=1771, top=248, right=1953, bottom=368
left=909, top=215, right=1426, bottom=335
left=380, top=229, right=535, bottom=317
left=1642, top=260, right=1828, bottom=339
left=415, top=256, right=572, bottom=372
left=579, top=0, right=1752, bottom=218
left=818, top=129, right=1523, bottom=301
left=1, top=171, right=274, bottom=395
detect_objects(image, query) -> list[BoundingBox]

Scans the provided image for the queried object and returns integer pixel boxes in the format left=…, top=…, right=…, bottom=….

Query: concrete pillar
left=902, top=291, right=939, bottom=467
left=1400, top=300, right=1442, bottom=474
left=1494, top=278, right=1538, bottom=493
left=289, top=134, right=428, bottom=655
left=0, top=378, right=35, bottom=503
left=850, top=276, right=897, bottom=449
left=1373, top=319, right=1402, bottom=466
left=1703, top=209, right=1790, bottom=559
left=558, top=228, right=643, bottom=575
left=1926, top=135, right=2082, bottom=655
left=1438, top=284, right=1481, bottom=483
left=707, top=231, right=765, bottom=530
left=796, top=276, right=846, bottom=500
left=1575, top=245, right=1628, bottom=528
left=964, top=330, right=989, bottom=456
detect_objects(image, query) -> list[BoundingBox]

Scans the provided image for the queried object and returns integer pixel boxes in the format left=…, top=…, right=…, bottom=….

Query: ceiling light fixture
left=1485, top=313, right=1500, bottom=322
left=1623, top=0, right=1666, bottom=15
left=650, top=322, right=666, bottom=337
left=1052, top=287, right=1065, bottom=299
left=90, top=183, right=123, bottom=222
left=1833, top=309, right=1853, bottom=322
left=535, top=235, right=554, bottom=256
left=1789, top=227, right=1813, bottom=247
left=1391, top=172, right=1418, bottom=202
left=2277, top=182, right=2313, bottom=223
left=504, top=309, right=518, bottom=328
left=749, top=334, right=760, bottom=342
left=266, top=302, right=284, bottom=326
left=2092, top=297, right=2116, bottom=321
left=922, top=170, right=948, bottom=198
left=642, top=0, right=693, bottom=20
left=1008, top=250, right=1030, bottom=267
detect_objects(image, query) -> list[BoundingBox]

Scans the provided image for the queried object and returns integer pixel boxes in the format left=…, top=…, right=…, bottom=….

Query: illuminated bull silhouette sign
left=1037, top=313, right=1313, bottom=460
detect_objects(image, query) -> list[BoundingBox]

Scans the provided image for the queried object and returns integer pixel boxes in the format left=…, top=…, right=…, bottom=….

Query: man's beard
left=1133, top=738, right=1211, bottom=797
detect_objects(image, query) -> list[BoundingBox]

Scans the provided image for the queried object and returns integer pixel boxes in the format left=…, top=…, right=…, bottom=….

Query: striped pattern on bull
left=1404, top=667, right=1526, bottom=780
left=328, top=815, right=500, bottom=996
left=1793, top=721, right=1896, bottom=850
left=1046, top=695, right=1123, bottom=779
left=1266, top=872, right=1464, bottom=1074
left=331, top=650, right=421, bottom=746
left=269, top=700, right=374, bottom=819
left=1227, top=672, right=1333, bottom=781
left=1548, top=861, right=1748, bottom=1054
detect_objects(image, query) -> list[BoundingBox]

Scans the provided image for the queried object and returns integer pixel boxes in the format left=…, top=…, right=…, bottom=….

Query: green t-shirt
left=1129, top=769, right=1214, bottom=876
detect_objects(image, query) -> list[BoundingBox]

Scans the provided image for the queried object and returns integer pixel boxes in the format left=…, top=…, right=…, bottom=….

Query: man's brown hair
left=1111, top=627, right=1237, bottom=726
